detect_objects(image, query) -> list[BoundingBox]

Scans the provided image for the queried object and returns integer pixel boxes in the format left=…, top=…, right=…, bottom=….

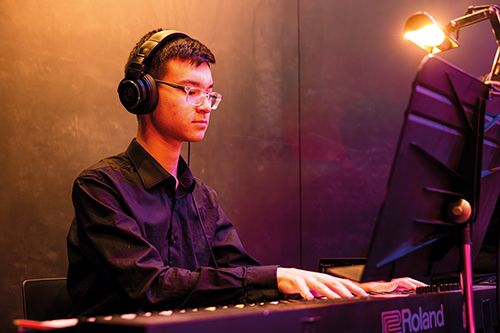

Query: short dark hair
left=125, top=28, right=216, bottom=79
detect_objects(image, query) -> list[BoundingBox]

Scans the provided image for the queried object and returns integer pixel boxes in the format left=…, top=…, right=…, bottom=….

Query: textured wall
left=1, top=0, right=497, bottom=331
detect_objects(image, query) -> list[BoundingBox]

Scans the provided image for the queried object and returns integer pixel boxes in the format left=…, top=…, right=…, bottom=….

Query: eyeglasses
left=155, top=79, right=223, bottom=110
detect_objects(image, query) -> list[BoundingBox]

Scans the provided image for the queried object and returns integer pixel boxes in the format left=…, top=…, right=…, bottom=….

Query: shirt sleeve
left=67, top=170, right=280, bottom=316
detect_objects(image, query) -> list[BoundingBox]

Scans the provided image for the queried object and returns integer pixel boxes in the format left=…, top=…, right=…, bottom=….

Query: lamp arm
left=488, top=46, right=500, bottom=82
left=489, top=9, right=500, bottom=44
left=444, top=6, right=500, bottom=34
left=489, top=10, right=500, bottom=81
left=442, top=5, right=500, bottom=83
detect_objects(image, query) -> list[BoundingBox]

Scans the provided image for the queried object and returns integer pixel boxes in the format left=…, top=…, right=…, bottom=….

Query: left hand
left=355, top=277, right=427, bottom=294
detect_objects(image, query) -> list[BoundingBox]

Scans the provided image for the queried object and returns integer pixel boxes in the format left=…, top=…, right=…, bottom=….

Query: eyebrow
left=178, top=79, right=214, bottom=90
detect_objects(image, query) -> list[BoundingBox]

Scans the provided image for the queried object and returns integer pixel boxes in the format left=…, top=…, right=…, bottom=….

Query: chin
left=189, top=135, right=205, bottom=142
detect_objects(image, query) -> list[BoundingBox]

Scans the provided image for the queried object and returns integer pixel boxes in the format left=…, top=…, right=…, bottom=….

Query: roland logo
left=381, top=304, right=445, bottom=332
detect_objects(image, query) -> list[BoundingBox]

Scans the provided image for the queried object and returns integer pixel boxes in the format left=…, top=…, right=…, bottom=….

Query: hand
left=277, top=267, right=372, bottom=300
left=355, top=277, right=427, bottom=293
left=391, top=277, right=427, bottom=291
left=277, top=268, right=426, bottom=301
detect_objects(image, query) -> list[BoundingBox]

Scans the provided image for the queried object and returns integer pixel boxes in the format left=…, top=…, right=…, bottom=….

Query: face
left=146, top=57, right=214, bottom=145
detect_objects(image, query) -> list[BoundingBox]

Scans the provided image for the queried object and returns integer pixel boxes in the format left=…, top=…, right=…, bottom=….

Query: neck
left=136, top=130, right=182, bottom=186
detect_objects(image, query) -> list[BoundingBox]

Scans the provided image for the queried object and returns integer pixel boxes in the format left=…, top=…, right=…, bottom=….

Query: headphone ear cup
left=117, top=74, right=158, bottom=114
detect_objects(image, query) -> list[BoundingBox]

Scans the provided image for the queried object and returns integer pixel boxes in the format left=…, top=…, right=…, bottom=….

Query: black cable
left=186, top=142, right=218, bottom=268
left=191, top=192, right=219, bottom=269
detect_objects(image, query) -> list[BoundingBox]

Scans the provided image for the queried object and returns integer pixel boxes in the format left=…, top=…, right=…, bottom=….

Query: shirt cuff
left=245, top=265, right=280, bottom=303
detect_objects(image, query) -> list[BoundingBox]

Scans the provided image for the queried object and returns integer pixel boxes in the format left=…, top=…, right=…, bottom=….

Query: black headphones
left=117, top=30, right=189, bottom=115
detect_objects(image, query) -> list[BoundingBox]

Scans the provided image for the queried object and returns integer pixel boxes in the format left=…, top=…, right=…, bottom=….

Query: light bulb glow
left=404, top=25, right=446, bottom=47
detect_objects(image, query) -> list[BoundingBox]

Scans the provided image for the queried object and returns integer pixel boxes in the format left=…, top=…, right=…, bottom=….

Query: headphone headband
left=126, top=30, right=188, bottom=79
left=118, top=30, right=190, bottom=114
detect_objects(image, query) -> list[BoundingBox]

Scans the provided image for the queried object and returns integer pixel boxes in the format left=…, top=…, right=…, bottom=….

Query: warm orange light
left=404, top=12, right=459, bottom=54
left=404, top=25, right=446, bottom=48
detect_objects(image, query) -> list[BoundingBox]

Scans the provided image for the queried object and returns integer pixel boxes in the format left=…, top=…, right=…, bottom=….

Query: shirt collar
left=126, top=139, right=195, bottom=190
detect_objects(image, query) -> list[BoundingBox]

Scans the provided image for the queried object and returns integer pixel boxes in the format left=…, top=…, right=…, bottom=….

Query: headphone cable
left=191, top=193, right=219, bottom=269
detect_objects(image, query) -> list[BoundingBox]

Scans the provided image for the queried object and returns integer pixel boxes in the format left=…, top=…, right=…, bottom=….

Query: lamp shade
left=404, top=12, right=459, bottom=53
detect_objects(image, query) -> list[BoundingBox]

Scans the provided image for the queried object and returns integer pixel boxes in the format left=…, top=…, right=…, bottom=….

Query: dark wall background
left=1, top=0, right=497, bottom=331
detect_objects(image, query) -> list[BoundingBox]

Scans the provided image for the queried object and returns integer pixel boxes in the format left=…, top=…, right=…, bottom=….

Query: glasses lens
left=186, top=88, right=204, bottom=105
left=186, top=88, right=222, bottom=109
left=210, top=94, right=222, bottom=110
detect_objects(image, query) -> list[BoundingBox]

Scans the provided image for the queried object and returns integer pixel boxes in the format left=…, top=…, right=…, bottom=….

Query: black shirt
left=66, top=139, right=279, bottom=316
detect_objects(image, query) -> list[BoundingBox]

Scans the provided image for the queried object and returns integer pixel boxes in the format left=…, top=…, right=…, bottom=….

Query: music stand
left=359, top=54, right=500, bottom=332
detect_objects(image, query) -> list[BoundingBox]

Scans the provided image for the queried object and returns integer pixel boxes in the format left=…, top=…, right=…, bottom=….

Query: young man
left=66, top=29, right=424, bottom=317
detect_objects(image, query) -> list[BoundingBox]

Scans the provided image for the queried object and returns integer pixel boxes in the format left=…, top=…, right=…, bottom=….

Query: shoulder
left=191, top=176, right=219, bottom=208
left=75, top=151, right=135, bottom=185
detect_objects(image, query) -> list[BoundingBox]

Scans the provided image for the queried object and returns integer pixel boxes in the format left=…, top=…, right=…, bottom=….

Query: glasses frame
left=155, top=79, right=223, bottom=110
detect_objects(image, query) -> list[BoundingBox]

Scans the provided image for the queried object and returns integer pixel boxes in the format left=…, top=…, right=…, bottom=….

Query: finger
left=336, top=279, right=369, bottom=297
left=394, top=280, right=416, bottom=291
left=309, top=280, right=345, bottom=299
left=392, top=278, right=427, bottom=290
left=299, top=273, right=353, bottom=299
left=313, top=274, right=370, bottom=298
left=359, top=280, right=398, bottom=293
left=296, top=278, right=315, bottom=301
left=407, top=278, right=427, bottom=287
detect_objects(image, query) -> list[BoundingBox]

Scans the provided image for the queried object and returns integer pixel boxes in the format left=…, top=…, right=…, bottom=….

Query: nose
left=196, top=95, right=212, bottom=113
